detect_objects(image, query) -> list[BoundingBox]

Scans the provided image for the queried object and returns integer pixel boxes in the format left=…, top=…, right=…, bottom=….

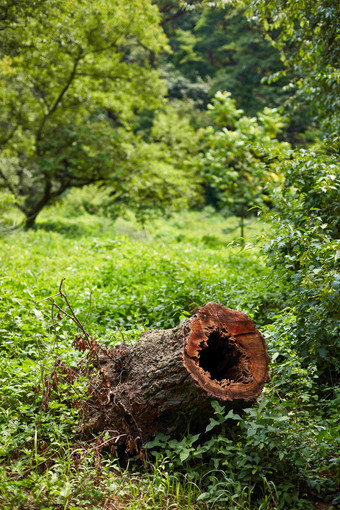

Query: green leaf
left=205, top=419, right=220, bottom=432
left=179, top=450, right=190, bottom=462
left=225, top=410, right=242, bottom=421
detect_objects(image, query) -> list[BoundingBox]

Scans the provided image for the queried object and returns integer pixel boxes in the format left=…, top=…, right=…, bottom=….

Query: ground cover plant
left=0, top=204, right=338, bottom=509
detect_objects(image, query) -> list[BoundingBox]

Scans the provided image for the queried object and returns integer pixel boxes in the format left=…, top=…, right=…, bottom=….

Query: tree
left=201, top=91, right=290, bottom=238
left=120, top=102, right=202, bottom=221
left=249, top=0, right=340, bottom=144
left=0, top=0, right=168, bottom=227
left=56, top=301, right=269, bottom=451
left=58, top=102, right=203, bottom=222
left=157, top=3, right=288, bottom=117
left=248, top=0, right=340, bottom=380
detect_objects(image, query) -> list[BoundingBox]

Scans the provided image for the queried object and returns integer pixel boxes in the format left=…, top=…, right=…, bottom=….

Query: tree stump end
left=183, top=302, right=269, bottom=401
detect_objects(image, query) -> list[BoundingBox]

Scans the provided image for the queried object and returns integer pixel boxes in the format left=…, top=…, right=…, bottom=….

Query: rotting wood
left=80, top=302, right=269, bottom=453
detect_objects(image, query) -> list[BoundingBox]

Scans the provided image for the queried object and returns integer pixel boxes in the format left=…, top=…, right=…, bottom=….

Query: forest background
left=0, top=0, right=339, bottom=508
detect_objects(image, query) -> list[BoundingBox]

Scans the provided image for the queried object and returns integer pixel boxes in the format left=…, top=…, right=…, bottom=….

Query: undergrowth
left=0, top=207, right=338, bottom=509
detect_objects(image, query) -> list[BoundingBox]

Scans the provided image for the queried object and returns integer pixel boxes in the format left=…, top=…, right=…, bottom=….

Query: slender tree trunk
left=240, top=203, right=245, bottom=241
left=81, top=303, right=269, bottom=454
left=24, top=211, right=39, bottom=229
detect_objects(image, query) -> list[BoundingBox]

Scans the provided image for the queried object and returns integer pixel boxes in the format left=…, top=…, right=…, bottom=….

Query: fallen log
left=81, top=302, right=269, bottom=452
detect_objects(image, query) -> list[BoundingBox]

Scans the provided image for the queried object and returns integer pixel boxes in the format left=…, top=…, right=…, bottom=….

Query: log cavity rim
left=198, top=329, right=252, bottom=385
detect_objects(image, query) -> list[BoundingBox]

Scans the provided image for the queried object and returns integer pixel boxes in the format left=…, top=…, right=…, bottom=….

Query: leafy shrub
left=262, top=149, right=340, bottom=379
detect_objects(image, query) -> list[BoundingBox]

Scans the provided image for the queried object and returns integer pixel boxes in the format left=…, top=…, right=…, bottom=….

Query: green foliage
left=201, top=91, right=290, bottom=237
left=113, top=103, right=203, bottom=222
left=160, top=4, right=289, bottom=116
left=0, top=0, right=48, bottom=32
left=0, top=1, right=338, bottom=507
left=0, top=0, right=168, bottom=226
left=261, top=149, right=340, bottom=378
left=0, top=206, right=337, bottom=508
left=0, top=190, right=16, bottom=229
left=146, top=320, right=339, bottom=508
left=249, top=0, right=340, bottom=143
left=0, top=208, right=276, bottom=508
left=52, top=103, right=202, bottom=224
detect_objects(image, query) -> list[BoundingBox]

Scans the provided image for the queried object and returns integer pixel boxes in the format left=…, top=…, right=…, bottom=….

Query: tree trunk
left=24, top=211, right=39, bottom=229
left=81, top=303, right=269, bottom=453
left=240, top=203, right=245, bottom=241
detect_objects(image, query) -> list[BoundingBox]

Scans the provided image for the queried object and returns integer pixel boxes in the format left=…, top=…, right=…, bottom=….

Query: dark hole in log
left=198, top=331, right=250, bottom=383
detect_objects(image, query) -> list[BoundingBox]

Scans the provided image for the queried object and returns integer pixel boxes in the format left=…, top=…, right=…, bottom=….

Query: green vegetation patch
left=0, top=210, right=338, bottom=509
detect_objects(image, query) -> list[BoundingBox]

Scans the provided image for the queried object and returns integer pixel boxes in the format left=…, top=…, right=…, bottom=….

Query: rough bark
left=81, top=303, right=269, bottom=452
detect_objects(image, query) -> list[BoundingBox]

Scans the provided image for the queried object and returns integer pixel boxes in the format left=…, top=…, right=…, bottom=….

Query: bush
left=262, top=149, right=340, bottom=380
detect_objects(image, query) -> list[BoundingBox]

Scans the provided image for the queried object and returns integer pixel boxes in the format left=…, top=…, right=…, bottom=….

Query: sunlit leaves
left=0, top=0, right=168, bottom=225
left=201, top=91, right=290, bottom=235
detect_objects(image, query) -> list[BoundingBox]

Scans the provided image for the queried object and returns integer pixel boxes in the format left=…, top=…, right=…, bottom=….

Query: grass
left=0, top=203, right=338, bottom=509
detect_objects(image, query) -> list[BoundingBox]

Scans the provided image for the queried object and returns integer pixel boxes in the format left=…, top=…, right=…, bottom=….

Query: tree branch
left=36, top=52, right=83, bottom=150
left=161, top=8, right=186, bottom=27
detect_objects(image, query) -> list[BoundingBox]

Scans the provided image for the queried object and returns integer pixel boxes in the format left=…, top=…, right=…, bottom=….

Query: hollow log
left=81, top=303, right=269, bottom=451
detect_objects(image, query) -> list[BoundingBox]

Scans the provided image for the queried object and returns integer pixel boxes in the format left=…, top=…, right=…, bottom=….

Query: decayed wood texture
left=82, top=303, right=269, bottom=451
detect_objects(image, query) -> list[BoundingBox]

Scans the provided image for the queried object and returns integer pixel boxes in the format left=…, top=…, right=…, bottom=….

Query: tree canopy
left=159, top=3, right=288, bottom=116
left=0, top=0, right=168, bottom=226
left=201, top=91, right=290, bottom=237
left=249, top=0, right=340, bottom=143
